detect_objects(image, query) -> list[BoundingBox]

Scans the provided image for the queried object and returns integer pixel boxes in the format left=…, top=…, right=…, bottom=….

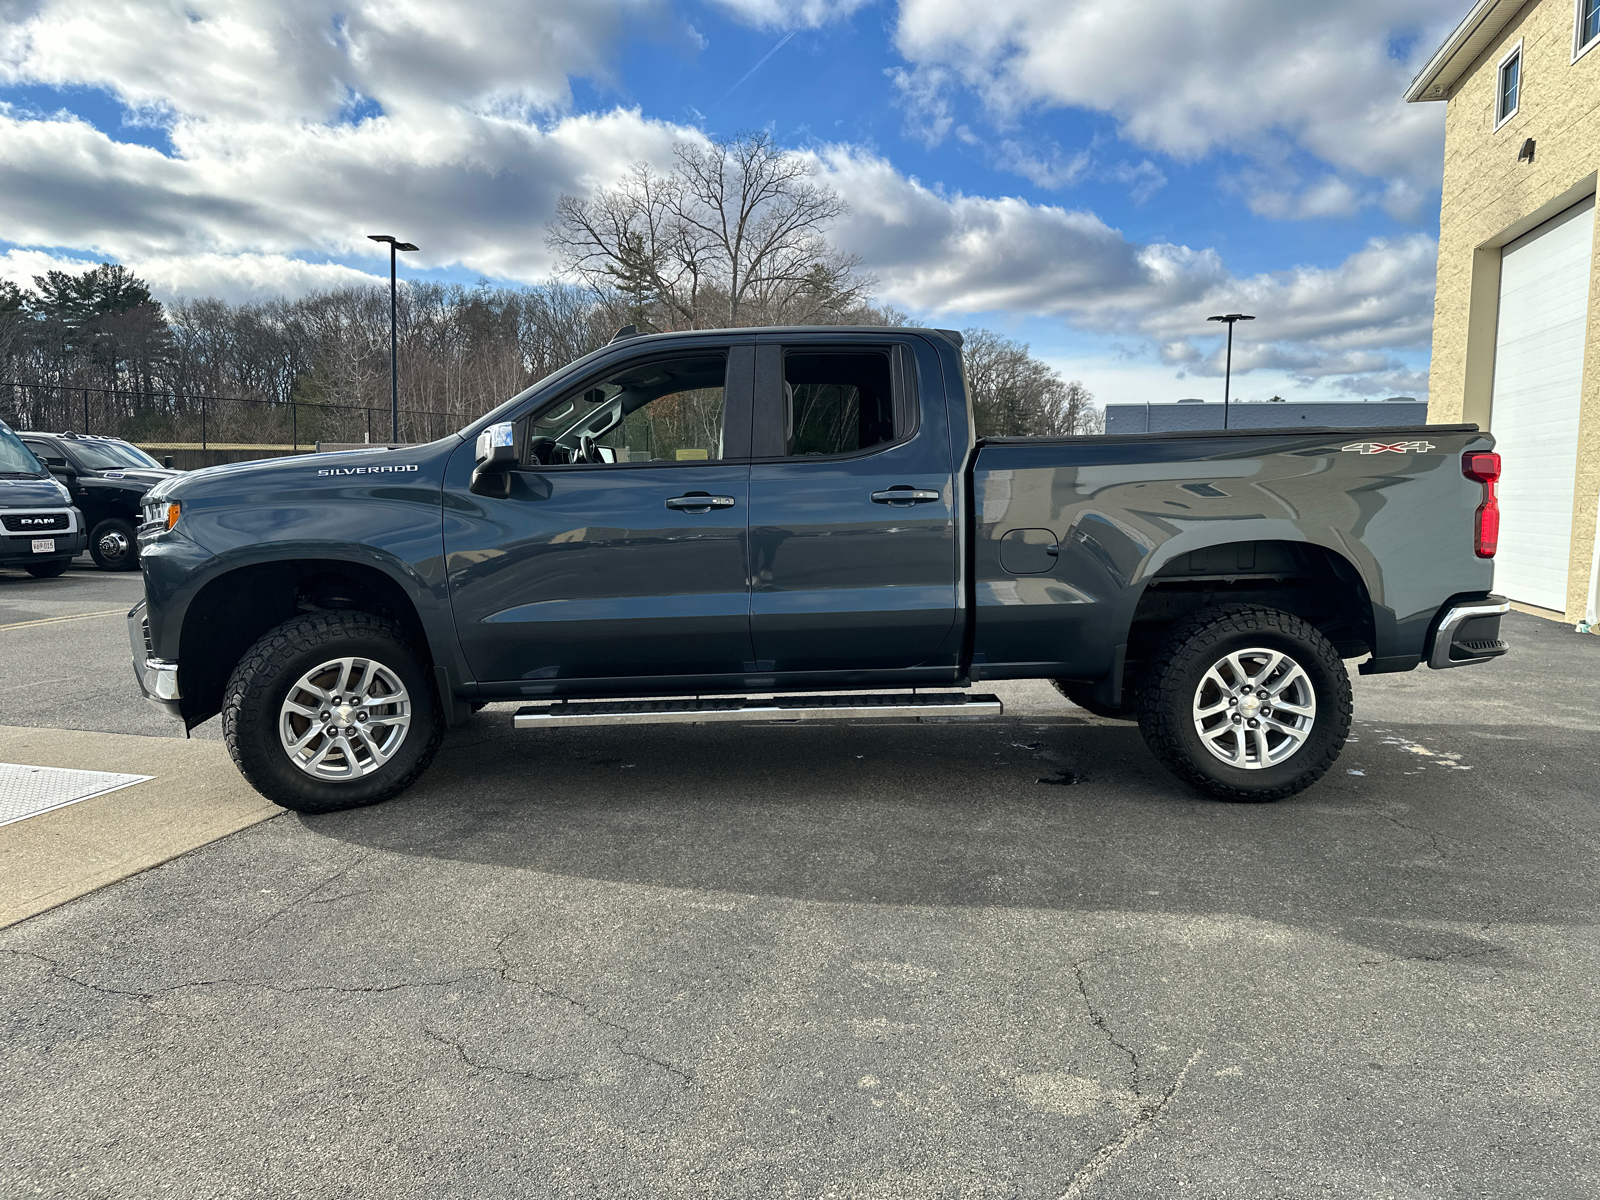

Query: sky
left=0, top=0, right=1468, bottom=405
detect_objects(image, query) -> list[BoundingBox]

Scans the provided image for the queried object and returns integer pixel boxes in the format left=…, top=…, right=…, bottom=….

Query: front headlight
left=143, top=500, right=181, bottom=531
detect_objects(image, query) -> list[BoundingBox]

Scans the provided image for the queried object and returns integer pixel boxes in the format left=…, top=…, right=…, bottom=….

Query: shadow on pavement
left=300, top=706, right=1597, bottom=960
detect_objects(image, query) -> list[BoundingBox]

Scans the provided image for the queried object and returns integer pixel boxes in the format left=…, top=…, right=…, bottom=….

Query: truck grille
left=2, top=512, right=69, bottom=533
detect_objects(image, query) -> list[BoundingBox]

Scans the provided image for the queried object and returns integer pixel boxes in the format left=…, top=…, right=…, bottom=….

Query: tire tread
left=1136, top=604, right=1351, bottom=803
left=222, top=611, right=444, bottom=814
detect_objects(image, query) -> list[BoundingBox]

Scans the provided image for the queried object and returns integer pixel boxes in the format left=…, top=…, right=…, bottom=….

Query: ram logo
left=1342, top=440, right=1436, bottom=455
left=20, top=516, right=52, bottom=526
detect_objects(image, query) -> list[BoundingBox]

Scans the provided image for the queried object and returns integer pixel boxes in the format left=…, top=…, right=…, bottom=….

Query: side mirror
left=163, top=456, right=175, bottom=469
left=470, top=422, right=516, bottom=498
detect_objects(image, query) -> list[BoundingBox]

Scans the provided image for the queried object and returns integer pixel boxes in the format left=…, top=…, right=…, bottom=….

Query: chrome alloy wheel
left=98, top=530, right=131, bottom=558
left=1191, top=647, right=1317, bottom=770
left=278, top=657, right=412, bottom=781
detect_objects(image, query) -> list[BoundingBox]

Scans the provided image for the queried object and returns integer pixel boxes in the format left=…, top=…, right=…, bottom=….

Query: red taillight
left=1463, top=451, right=1501, bottom=558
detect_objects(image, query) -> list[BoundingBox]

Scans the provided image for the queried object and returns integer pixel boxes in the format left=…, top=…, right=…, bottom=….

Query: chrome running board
left=513, top=692, right=1003, bottom=729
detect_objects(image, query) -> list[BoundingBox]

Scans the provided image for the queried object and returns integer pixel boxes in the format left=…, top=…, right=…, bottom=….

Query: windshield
left=0, top=425, right=47, bottom=476
left=66, top=439, right=162, bottom=470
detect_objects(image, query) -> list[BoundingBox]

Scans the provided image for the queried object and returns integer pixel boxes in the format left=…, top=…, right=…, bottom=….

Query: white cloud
left=817, top=146, right=1436, bottom=388
left=136, top=254, right=389, bottom=304
left=990, top=138, right=1091, bottom=190
left=0, top=0, right=668, bottom=124
left=0, top=104, right=691, bottom=280
left=0, top=246, right=386, bottom=304
left=0, top=247, right=100, bottom=290
left=889, top=0, right=1453, bottom=215
left=706, top=0, right=872, bottom=30
left=0, top=0, right=1440, bottom=396
left=820, top=146, right=1227, bottom=317
left=1246, top=174, right=1365, bottom=221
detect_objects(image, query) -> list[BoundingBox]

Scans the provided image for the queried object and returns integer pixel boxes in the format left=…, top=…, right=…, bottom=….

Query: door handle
left=665, top=494, right=737, bottom=511
left=871, top=488, right=942, bottom=506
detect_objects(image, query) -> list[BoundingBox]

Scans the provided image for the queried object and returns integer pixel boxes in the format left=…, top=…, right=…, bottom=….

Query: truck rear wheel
left=1136, top=605, right=1351, bottom=802
left=222, top=611, right=444, bottom=814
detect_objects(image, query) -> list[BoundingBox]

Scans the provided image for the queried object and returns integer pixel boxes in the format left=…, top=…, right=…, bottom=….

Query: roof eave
left=1403, top=0, right=1524, bottom=104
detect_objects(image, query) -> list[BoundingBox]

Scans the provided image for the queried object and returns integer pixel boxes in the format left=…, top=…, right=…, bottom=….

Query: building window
left=1496, top=43, right=1521, bottom=128
left=1579, top=0, right=1600, bottom=59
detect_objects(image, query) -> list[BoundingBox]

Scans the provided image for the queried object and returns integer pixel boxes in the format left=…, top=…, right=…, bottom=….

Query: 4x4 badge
left=1342, top=440, right=1435, bottom=454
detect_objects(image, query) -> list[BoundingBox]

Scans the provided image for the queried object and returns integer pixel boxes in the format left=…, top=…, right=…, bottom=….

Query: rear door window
left=782, top=350, right=896, bottom=457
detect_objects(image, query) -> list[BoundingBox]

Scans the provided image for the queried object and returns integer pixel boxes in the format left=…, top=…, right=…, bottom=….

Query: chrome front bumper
left=1427, top=596, right=1511, bottom=669
left=127, top=600, right=182, bottom=717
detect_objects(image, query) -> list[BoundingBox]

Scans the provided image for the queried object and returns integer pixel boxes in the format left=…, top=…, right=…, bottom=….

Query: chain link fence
left=2, top=381, right=465, bottom=450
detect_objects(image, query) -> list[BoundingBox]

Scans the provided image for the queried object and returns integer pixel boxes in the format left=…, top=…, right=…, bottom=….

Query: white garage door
left=1490, top=195, right=1595, bottom=613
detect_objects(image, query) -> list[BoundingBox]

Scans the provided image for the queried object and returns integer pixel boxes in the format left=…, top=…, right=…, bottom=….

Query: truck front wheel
left=222, top=611, right=445, bottom=813
left=1136, top=605, right=1351, bottom=802
left=89, top=517, right=140, bottom=570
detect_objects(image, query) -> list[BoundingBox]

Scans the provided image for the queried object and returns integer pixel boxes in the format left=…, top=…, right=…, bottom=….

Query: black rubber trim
left=979, top=424, right=1480, bottom=447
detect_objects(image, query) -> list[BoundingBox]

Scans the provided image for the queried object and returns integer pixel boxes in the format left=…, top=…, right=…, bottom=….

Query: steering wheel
left=578, top=434, right=602, bottom=464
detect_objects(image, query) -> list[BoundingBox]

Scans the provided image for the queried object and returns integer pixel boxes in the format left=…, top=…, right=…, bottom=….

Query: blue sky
left=0, top=0, right=1466, bottom=403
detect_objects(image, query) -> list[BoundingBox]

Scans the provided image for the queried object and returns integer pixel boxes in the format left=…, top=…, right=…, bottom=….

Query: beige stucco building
left=1408, top=0, right=1600, bottom=624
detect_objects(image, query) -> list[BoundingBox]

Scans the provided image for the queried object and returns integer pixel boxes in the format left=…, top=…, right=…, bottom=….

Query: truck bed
left=967, top=423, right=1496, bottom=690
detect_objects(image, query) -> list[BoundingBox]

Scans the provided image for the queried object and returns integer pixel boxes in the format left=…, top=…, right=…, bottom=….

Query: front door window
left=530, top=353, right=729, bottom=465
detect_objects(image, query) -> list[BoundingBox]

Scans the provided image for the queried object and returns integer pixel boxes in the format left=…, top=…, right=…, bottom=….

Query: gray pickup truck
left=129, top=326, right=1508, bottom=813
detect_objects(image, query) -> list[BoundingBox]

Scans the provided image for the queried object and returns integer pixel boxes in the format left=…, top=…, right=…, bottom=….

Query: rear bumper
left=127, top=600, right=183, bottom=718
left=1426, top=595, right=1511, bottom=669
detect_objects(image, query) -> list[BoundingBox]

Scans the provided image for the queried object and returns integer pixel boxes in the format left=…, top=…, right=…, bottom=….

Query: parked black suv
left=1, top=421, right=86, bottom=577
left=17, top=432, right=182, bottom=570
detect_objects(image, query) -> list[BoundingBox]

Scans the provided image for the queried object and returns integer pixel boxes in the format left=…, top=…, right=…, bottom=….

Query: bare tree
left=3, top=259, right=1109, bottom=451
left=548, top=132, right=872, bottom=330
left=962, top=328, right=1103, bottom=438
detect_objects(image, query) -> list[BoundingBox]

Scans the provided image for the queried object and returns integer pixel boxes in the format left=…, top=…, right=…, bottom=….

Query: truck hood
left=96, top=468, right=184, bottom=485
left=148, top=439, right=461, bottom=504
left=0, top=474, right=72, bottom=507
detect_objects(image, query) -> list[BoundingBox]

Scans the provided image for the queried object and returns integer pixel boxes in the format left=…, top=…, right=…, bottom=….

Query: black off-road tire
left=1137, top=605, right=1351, bottom=803
left=89, top=517, right=140, bottom=571
left=1051, top=678, right=1136, bottom=720
left=222, top=611, right=444, bottom=814
left=24, top=558, right=71, bottom=578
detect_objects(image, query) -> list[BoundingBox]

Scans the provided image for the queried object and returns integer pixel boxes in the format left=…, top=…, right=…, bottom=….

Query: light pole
left=367, top=234, right=419, bottom=442
left=1206, top=312, right=1255, bottom=430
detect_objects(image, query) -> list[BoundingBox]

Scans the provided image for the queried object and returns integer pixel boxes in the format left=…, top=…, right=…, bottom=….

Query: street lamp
left=368, top=234, right=419, bottom=443
left=1206, top=312, right=1255, bottom=430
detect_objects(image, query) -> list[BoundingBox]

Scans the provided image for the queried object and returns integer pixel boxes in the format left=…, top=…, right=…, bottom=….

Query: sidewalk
left=0, top=725, right=278, bottom=928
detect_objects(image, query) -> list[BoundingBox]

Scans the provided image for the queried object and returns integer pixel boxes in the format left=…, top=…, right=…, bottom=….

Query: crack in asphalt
left=1059, top=1047, right=1204, bottom=1200
left=6, top=935, right=696, bottom=1088
left=2, top=948, right=466, bottom=1001
left=421, top=1026, right=579, bottom=1084
left=1378, top=811, right=1446, bottom=861
left=1072, top=955, right=1141, bottom=1095
left=242, top=852, right=378, bottom=936
left=492, top=929, right=695, bottom=1086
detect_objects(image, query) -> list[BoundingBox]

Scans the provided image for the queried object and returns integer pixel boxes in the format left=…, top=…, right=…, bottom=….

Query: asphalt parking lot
left=3, top=564, right=1598, bottom=1198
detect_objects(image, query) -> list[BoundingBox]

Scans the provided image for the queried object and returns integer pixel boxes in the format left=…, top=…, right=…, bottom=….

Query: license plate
left=31, top=538, right=55, bottom=553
